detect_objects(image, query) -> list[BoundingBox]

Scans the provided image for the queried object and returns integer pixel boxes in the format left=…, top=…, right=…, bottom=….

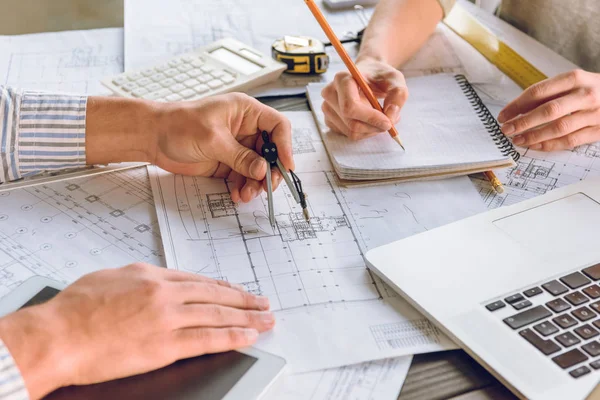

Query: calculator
left=102, top=38, right=287, bottom=102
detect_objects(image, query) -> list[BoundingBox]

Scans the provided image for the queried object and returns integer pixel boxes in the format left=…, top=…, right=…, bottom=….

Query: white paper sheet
left=0, top=167, right=164, bottom=298
left=149, top=112, right=487, bottom=372
left=264, top=356, right=412, bottom=400
left=0, top=28, right=123, bottom=95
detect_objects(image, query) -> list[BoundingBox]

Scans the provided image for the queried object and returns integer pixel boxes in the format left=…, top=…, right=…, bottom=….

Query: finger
left=262, top=167, right=283, bottom=193
left=216, top=134, right=267, bottom=182
left=239, top=96, right=295, bottom=173
left=240, top=178, right=262, bottom=203
left=335, top=73, right=392, bottom=132
left=529, top=126, right=600, bottom=152
left=382, top=85, right=408, bottom=125
left=212, top=163, right=232, bottom=179
left=176, top=304, right=275, bottom=332
left=501, top=90, right=592, bottom=137
left=172, top=281, right=270, bottom=311
left=228, top=171, right=246, bottom=203
left=173, top=327, right=259, bottom=359
left=512, top=109, right=600, bottom=147
left=322, top=100, right=381, bottom=140
left=499, top=70, right=589, bottom=123
left=160, top=269, right=246, bottom=292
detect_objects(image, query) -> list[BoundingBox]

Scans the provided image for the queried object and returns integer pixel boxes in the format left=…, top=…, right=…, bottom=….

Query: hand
left=498, top=69, right=600, bottom=151
left=86, top=93, right=294, bottom=203
left=0, top=263, right=274, bottom=399
left=321, top=58, right=408, bottom=140
left=151, top=93, right=294, bottom=203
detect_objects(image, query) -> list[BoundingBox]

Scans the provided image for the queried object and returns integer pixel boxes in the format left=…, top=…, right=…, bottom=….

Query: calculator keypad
left=109, top=54, right=238, bottom=102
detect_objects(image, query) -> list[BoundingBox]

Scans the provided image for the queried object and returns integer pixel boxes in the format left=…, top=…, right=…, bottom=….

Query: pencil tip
left=393, top=136, right=405, bottom=150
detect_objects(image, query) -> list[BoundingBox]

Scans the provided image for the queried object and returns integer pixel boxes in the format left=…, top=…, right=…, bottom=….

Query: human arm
left=0, top=263, right=274, bottom=399
left=498, top=69, right=600, bottom=151
left=321, top=0, right=453, bottom=139
left=1, top=87, right=294, bottom=203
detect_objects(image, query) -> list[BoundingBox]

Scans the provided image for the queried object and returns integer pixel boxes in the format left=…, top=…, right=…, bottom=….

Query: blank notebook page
left=308, top=74, right=508, bottom=172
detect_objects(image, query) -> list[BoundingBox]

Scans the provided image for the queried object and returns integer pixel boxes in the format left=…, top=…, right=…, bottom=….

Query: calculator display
left=210, top=47, right=263, bottom=75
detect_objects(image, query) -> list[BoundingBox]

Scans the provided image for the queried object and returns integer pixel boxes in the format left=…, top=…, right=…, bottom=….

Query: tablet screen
left=20, top=286, right=60, bottom=308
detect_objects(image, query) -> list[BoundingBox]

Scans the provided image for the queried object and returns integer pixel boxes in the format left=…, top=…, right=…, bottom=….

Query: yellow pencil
left=484, top=170, right=504, bottom=194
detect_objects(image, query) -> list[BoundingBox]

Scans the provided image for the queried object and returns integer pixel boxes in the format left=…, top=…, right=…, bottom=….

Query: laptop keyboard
left=486, top=263, right=600, bottom=379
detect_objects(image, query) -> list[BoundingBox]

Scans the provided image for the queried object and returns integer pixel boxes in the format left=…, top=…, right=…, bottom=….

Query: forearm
left=85, top=96, right=160, bottom=166
left=357, top=0, right=448, bottom=67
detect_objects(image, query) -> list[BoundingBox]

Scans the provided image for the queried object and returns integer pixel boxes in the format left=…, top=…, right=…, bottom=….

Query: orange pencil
left=304, top=0, right=405, bottom=150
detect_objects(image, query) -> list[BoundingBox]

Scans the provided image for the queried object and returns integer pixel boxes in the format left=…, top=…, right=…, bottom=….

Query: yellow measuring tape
left=443, top=5, right=547, bottom=89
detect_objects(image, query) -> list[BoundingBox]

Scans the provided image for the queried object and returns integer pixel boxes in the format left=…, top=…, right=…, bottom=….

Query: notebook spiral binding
left=454, top=75, right=521, bottom=162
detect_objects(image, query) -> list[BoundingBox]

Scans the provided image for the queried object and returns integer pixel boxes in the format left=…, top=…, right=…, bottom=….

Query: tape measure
left=272, top=36, right=330, bottom=74
left=443, top=5, right=547, bottom=89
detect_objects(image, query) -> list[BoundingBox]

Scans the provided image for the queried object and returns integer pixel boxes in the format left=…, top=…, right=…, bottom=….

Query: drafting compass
left=260, top=131, right=309, bottom=227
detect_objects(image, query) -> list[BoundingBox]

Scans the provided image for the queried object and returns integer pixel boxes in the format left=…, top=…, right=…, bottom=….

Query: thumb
left=218, top=135, right=267, bottom=181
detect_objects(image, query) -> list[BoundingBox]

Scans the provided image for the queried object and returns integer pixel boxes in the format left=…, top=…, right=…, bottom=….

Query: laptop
left=365, top=178, right=600, bottom=399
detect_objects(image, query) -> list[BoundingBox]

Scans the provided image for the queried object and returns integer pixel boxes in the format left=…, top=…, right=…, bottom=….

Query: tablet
left=1, top=276, right=286, bottom=400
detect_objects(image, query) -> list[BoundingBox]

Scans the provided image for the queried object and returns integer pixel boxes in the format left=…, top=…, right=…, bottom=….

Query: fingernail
left=513, top=135, right=525, bottom=146
left=530, top=144, right=542, bottom=150
left=257, top=296, right=270, bottom=310
left=250, top=158, right=266, bottom=180
left=244, top=329, right=259, bottom=341
left=502, top=123, right=515, bottom=135
left=385, top=104, right=401, bottom=124
left=259, top=312, right=275, bottom=324
left=232, top=284, right=245, bottom=292
left=498, top=111, right=506, bottom=123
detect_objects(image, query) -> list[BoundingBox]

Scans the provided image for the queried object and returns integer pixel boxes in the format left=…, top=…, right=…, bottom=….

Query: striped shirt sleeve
left=0, top=86, right=87, bottom=184
left=0, top=339, right=28, bottom=400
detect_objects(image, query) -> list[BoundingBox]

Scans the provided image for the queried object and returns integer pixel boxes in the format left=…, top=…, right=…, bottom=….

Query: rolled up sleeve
left=0, top=86, right=87, bottom=184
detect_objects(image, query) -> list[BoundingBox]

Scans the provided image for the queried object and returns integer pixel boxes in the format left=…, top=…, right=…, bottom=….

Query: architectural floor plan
left=0, top=167, right=164, bottom=297
left=149, top=112, right=486, bottom=372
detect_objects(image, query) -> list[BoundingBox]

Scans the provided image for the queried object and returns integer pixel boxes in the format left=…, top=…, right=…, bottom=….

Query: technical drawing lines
left=162, top=171, right=382, bottom=311
left=5, top=48, right=122, bottom=94
left=0, top=167, right=165, bottom=297
left=370, top=320, right=442, bottom=351
left=473, top=144, right=600, bottom=209
left=292, top=128, right=318, bottom=155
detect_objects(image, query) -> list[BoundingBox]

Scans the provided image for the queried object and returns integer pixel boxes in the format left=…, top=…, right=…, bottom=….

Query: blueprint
left=0, top=28, right=123, bottom=95
left=0, top=166, right=164, bottom=298
left=149, top=112, right=487, bottom=372
left=264, top=356, right=412, bottom=400
left=471, top=83, right=600, bottom=209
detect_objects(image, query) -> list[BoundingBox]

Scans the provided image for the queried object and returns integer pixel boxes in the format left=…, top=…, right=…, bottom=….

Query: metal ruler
left=443, top=4, right=547, bottom=89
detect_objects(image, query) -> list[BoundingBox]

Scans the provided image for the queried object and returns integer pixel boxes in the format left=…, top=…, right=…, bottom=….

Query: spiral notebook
left=306, top=74, right=519, bottom=186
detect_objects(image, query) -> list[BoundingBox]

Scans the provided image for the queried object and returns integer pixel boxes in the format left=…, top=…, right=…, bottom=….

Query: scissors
left=260, top=131, right=309, bottom=227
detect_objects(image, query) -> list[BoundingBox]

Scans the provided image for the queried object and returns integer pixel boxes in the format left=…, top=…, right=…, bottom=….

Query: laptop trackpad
left=493, top=193, right=600, bottom=259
